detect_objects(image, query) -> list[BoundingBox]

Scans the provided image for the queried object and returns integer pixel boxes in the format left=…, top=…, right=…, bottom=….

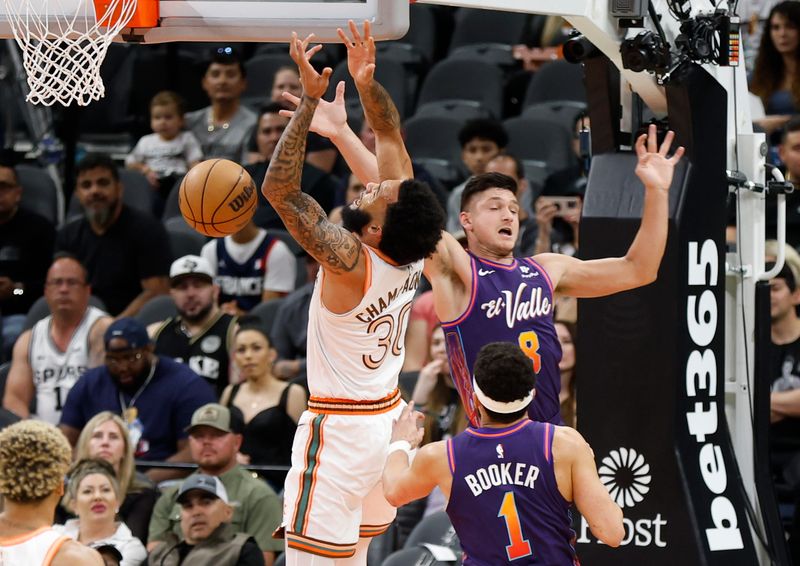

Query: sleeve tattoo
left=263, top=95, right=361, bottom=274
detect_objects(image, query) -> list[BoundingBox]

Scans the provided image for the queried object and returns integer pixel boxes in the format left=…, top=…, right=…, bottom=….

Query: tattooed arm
left=339, top=20, right=413, bottom=181
left=263, top=33, right=364, bottom=280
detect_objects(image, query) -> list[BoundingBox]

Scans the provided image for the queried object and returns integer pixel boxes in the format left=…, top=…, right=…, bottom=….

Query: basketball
left=179, top=159, right=257, bottom=237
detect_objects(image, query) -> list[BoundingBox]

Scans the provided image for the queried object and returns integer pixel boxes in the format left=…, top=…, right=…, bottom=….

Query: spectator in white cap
left=149, top=255, right=238, bottom=396
left=147, top=473, right=265, bottom=565
left=200, top=218, right=297, bottom=316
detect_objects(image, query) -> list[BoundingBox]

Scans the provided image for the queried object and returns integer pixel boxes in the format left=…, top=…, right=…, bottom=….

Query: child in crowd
left=125, top=91, right=202, bottom=214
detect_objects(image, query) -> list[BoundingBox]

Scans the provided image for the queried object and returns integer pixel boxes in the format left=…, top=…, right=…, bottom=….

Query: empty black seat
left=416, top=58, right=504, bottom=119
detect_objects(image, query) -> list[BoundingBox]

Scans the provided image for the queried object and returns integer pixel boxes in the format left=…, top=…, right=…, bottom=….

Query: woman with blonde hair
left=72, top=412, right=158, bottom=543
left=57, top=458, right=146, bottom=566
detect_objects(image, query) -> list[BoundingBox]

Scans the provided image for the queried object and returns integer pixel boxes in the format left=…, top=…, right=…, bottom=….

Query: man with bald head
left=3, top=253, right=111, bottom=424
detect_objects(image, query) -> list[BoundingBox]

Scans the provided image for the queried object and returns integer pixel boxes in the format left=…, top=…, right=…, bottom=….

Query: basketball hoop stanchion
left=2, top=0, right=158, bottom=106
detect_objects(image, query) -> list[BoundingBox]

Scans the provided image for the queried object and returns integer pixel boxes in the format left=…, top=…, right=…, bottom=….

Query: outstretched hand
left=288, top=32, right=332, bottom=100
left=280, top=80, right=348, bottom=139
left=337, top=20, right=376, bottom=88
left=390, top=401, right=425, bottom=449
left=634, top=124, right=685, bottom=191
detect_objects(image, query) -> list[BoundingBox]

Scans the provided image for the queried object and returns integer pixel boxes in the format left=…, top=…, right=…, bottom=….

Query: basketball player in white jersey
left=3, top=254, right=111, bottom=424
left=0, top=420, right=103, bottom=565
left=261, top=34, right=444, bottom=564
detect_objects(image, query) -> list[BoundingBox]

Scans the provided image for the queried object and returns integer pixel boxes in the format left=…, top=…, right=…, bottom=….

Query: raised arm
left=339, top=20, right=413, bottom=181
left=537, top=124, right=685, bottom=298
left=280, top=82, right=380, bottom=184
left=263, top=34, right=363, bottom=278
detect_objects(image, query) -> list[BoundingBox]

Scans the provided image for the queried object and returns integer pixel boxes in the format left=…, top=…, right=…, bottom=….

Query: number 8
left=518, top=331, right=541, bottom=373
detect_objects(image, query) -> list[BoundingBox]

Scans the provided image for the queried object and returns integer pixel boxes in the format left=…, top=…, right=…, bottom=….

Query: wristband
left=387, top=440, right=412, bottom=460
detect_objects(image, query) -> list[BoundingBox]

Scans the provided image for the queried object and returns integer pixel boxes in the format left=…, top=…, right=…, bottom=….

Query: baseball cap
left=170, top=255, right=214, bottom=286
left=104, top=318, right=151, bottom=350
left=90, top=543, right=123, bottom=563
left=186, top=403, right=243, bottom=434
left=177, top=474, right=229, bottom=504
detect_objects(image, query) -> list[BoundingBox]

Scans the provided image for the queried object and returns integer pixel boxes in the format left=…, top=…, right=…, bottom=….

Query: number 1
left=498, top=492, right=532, bottom=561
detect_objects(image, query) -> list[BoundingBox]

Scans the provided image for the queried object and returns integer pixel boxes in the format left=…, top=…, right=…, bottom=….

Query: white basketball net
left=3, top=0, right=138, bottom=106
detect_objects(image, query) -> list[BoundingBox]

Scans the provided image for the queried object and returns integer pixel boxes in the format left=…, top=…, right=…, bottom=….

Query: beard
left=179, top=301, right=214, bottom=325
left=341, top=206, right=372, bottom=234
left=84, top=198, right=118, bottom=227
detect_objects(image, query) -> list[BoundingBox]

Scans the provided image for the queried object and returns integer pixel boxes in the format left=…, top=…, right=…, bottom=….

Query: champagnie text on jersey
left=355, top=268, right=422, bottom=323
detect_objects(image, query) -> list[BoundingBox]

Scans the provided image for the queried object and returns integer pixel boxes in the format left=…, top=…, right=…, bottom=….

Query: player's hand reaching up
left=634, top=124, right=685, bottom=191
left=288, top=32, right=332, bottom=100
left=338, top=20, right=376, bottom=89
left=280, top=80, right=348, bottom=139
left=391, top=401, right=425, bottom=450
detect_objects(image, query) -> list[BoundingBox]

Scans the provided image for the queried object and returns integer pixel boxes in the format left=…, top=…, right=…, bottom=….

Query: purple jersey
left=442, top=253, right=561, bottom=425
left=446, top=420, right=578, bottom=566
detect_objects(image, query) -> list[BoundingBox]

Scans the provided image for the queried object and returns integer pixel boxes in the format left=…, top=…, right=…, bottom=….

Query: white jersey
left=0, top=526, right=70, bottom=566
left=29, top=306, right=107, bottom=425
left=306, top=246, right=423, bottom=399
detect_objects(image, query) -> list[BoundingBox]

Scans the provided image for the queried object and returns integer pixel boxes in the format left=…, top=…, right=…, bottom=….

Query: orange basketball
left=179, top=159, right=257, bottom=237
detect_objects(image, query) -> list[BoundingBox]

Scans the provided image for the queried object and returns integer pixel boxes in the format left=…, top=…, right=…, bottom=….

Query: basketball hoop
left=2, top=0, right=158, bottom=106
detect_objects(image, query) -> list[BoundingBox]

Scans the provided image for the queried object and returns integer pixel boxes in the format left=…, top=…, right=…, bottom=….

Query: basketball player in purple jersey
left=382, top=341, right=623, bottom=564
left=280, top=21, right=684, bottom=427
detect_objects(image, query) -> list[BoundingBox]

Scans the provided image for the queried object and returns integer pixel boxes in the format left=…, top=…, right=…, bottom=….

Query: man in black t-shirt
left=149, top=255, right=237, bottom=396
left=55, top=153, right=170, bottom=317
left=0, top=152, right=55, bottom=357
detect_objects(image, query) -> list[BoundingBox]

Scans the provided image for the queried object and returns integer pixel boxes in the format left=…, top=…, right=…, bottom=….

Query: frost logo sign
left=598, top=447, right=651, bottom=508
left=577, top=447, right=667, bottom=548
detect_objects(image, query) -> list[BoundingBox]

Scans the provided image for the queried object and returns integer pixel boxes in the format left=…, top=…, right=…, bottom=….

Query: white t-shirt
left=57, top=520, right=146, bottom=566
left=125, top=131, right=203, bottom=177
left=201, top=229, right=296, bottom=294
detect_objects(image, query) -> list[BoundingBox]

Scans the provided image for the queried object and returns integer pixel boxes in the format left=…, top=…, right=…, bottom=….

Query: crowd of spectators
left=2, top=2, right=800, bottom=562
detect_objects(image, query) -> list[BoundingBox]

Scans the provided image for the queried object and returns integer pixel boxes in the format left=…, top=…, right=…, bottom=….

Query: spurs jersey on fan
left=306, top=246, right=423, bottom=399
left=29, top=306, right=106, bottom=425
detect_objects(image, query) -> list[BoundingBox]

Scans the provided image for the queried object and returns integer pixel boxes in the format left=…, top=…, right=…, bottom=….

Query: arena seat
left=17, top=164, right=62, bottom=226
left=416, top=58, right=504, bottom=119
left=162, top=177, right=184, bottom=222
left=23, top=295, right=108, bottom=331
left=403, top=115, right=463, bottom=164
left=243, top=53, right=295, bottom=100
left=522, top=100, right=588, bottom=131
left=135, top=295, right=178, bottom=327
left=504, top=116, right=575, bottom=175
left=449, top=7, right=530, bottom=51
left=166, top=225, right=208, bottom=260
left=325, top=58, right=411, bottom=119
left=523, top=60, right=586, bottom=106
left=249, top=298, right=285, bottom=334
left=413, top=99, right=492, bottom=122
left=403, top=4, right=438, bottom=63
left=403, top=511, right=459, bottom=549
left=448, top=43, right=516, bottom=70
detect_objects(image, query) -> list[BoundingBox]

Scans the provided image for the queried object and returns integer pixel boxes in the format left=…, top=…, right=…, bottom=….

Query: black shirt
left=246, top=161, right=339, bottom=231
left=0, top=208, right=54, bottom=315
left=770, top=336, right=800, bottom=467
left=153, top=313, right=237, bottom=396
left=55, top=205, right=171, bottom=315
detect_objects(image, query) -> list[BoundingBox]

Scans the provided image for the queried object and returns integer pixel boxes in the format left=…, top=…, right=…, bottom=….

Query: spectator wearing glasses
left=0, top=150, right=56, bottom=357
left=3, top=254, right=111, bottom=425
left=59, top=318, right=216, bottom=483
left=185, top=48, right=258, bottom=163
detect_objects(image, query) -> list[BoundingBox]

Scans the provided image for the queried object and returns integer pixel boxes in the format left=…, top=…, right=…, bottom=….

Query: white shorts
left=282, top=390, right=404, bottom=559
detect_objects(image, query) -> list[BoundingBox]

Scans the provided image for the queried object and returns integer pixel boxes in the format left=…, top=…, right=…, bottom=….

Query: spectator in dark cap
left=446, top=119, right=509, bottom=233
left=55, top=153, right=170, bottom=317
left=0, top=149, right=55, bottom=357
left=148, top=474, right=265, bottom=565
left=59, top=317, right=216, bottom=483
left=148, top=403, right=282, bottom=565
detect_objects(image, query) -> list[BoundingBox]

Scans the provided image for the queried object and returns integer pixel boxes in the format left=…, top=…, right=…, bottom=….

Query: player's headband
left=472, top=377, right=534, bottom=414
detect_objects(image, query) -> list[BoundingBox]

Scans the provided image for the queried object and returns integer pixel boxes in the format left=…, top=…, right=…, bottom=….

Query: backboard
left=0, top=0, right=409, bottom=43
